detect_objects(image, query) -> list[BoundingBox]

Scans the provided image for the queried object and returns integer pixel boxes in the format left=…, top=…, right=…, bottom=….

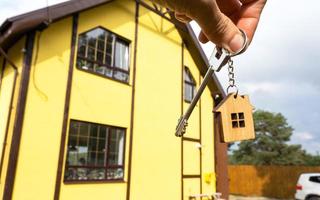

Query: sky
left=1, top=0, right=319, bottom=154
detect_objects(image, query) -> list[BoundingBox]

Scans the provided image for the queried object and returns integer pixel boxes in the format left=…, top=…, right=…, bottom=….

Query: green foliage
left=230, top=110, right=320, bottom=166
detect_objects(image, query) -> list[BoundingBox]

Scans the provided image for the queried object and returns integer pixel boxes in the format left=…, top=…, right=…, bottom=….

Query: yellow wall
left=0, top=1, right=218, bottom=199
left=10, top=18, right=73, bottom=200
left=129, top=5, right=182, bottom=200
left=201, top=83, right=216, bottom=195
left=60, top=1, right=136, bottom=200
left=0, top=37, right=26, bottom=198
left=182, top=44, right=216, bottom=199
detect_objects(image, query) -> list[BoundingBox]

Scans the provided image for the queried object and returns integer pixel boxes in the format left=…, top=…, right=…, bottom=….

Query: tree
left=230, top=110, right=311, bottom=165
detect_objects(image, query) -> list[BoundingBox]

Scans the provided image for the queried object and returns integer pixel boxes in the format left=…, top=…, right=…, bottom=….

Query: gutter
left=0, top=47, right=19, bottom=177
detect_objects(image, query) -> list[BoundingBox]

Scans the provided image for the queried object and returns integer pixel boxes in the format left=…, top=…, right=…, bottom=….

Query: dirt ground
left=229, top=195, right=293, bottom=200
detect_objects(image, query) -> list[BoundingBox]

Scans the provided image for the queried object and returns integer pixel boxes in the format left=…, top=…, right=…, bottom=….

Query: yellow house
left=0, top=0, right=230, bottom=199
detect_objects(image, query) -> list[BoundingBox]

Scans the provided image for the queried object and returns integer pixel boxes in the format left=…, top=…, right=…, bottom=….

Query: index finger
left=235, top=0, right=267, bottom=42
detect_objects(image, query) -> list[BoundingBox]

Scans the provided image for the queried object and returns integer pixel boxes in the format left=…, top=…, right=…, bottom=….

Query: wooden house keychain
left=175, top=29, right=255, bottom=143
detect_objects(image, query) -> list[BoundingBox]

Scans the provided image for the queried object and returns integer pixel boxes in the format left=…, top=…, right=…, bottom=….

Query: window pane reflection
left=65, top=120, right=126, bottom=182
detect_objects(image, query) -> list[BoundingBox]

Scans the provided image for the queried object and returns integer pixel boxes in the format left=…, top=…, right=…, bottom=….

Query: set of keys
left=175, top=29, right=249, bottom=137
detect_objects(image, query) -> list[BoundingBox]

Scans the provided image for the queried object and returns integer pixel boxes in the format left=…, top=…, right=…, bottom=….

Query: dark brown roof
left=0, top=0, right=224, bottom=96
left=0, top=0, right=113, bottom=49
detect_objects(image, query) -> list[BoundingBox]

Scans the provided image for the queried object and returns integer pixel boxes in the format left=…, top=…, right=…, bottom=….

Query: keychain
left=175, top=29, right=255, bottom=143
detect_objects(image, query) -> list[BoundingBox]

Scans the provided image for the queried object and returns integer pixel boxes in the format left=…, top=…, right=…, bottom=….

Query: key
left=175, top=48, right=231, bottom=137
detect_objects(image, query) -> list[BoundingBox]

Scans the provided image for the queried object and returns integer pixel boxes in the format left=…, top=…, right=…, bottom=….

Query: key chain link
left=227, top=59, right=238, bottom=96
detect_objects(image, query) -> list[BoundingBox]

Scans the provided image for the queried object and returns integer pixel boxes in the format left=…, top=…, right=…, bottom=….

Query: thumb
left=192, top=5, right=244, bottom=53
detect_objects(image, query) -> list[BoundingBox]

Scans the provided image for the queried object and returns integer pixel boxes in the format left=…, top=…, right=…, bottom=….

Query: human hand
left=154, top=0, right=267, bottom=53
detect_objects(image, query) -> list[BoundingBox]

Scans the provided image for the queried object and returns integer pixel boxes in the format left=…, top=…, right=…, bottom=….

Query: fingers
left=195, top=0, right=266, bottom=51
left=191, top=2, right=244, bottom=53
left=216, top=0, right=242, bottom=16
left=234, top=0, right=267, bottom=42
left=175, top=12, right=192, bottom=23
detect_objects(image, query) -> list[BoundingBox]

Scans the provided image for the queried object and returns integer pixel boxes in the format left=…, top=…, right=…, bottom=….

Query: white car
left=295, top=173, right=320, bottom=200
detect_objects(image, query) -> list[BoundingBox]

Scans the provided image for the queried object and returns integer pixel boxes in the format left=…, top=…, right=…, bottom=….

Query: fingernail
left=229, top=34, right=244, bottom=53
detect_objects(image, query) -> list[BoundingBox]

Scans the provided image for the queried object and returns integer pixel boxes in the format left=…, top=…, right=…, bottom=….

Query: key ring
left=216, top=29, right=249, bottom=58
left=229, top=29, right=249, bottom=57
left=227, top=85, right=239, bottom=96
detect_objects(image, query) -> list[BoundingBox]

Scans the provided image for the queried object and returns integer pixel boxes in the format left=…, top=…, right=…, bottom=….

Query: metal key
left=175, top=29, right=249, bottom=137
left=175, top=48, right=230, bottom=137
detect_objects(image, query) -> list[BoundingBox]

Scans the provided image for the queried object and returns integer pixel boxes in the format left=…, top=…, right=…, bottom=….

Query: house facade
left=0, top=0, right=229, bottom=199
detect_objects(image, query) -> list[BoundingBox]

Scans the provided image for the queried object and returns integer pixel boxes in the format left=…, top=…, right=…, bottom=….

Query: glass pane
left=97, top=51, right=104, bottom=64
left=78, top=136, right=88, bottom=166
left=96, top=66, right=106, bottom=75
left=88, top=37, right=96, bottom=48
left=184, top=69, right=192, bottom=82
left=88, top=137, right=97, bottom=151
left=184, top=84, right=193, bottom=102
left=69, top=122, right=78, bottom=136
left=64, top=167, right=78, bottom=180
left=87, top=168, right=105, bottom=180
left=89, top=124, right=98, bottom=138
left=78, top=36, right=87, bottom=47
left=79, top=122, right=89, bottom=137
left=86, top=62, right=94, bottom=71
left=88, top=151, right=97, bottom=165
left=78, top=45, right=86, bottom=57
left=88, top=47, right=95, bottom=60
left=113, top=71, right=129, bottom=82
left=107, top=168, right=124, bottom=180
left=108, top=129, right=125, bottom=166
left=105, top=67, right=113, bottom=78
left=98, top=40, right=105, bottom=51
left=105, top=54, right=113, bottom=66
left=76, top=168, right=88, bottom=180
left=115, top=41, right=129, bottom=71
left=67, top=136, right=78, bottom=166
left=97, top=152, right=105, bottom=166
left=77, top=58, right=87, bottom=69
left=65, top=167, right=106, bottom=181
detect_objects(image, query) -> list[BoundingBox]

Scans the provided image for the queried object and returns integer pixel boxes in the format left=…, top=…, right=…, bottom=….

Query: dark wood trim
left=181, top=42, right=184, bottom=200
left=137, top=0, right=187, bottom=32
left=126, top=2, right=139, bottom=200
left=64, top=180, right=126, bottom=185
left=214, top=113, right=229, bottom=200
left=0, top=47, right=19, bottom=71
left=63, top=119, right=127, bottom=184
left=182, top=175, right=201, bottom=179
left=53, top=14, right=79, bottom=200
left=0, top=58, right=18, bottom=179
left=3, top=31, right=35, bottom=200
left=182, top=137, right=200, bottom=143
left=199, top=74, right=202, bottom=195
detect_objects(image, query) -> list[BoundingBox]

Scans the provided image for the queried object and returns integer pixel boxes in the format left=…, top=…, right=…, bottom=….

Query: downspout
left=0, top=46, right=19, bottom=177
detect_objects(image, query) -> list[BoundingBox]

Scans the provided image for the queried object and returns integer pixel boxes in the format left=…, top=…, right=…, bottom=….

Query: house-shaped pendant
left=214, top=93, right=255, bottom=143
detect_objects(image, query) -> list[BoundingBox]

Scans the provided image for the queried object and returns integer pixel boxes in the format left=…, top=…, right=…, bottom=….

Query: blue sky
left=1, top=0, right=320, bottom=154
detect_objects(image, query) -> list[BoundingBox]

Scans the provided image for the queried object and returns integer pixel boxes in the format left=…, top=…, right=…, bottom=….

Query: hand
left=154, top=0, right=267, bottom=53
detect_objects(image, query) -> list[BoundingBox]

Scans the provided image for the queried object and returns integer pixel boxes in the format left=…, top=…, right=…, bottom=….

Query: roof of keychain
left=175, top=29, right=249, bottom=137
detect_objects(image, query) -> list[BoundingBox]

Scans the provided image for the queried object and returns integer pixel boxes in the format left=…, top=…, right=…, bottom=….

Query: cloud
left=191, top=0, right=320, bottom=155
left=294, top=132, right=315, bottom=141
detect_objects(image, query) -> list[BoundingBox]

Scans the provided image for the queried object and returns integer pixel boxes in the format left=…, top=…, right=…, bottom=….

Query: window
left=76, top=27, right=130, bottom=83
left=231, top=112, right=245, bottom=128
left=64, top=120, right=125, bottom=182
left=309, top=176, right=320, bottom=183
left=184, top=67, right=196, bottom=102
